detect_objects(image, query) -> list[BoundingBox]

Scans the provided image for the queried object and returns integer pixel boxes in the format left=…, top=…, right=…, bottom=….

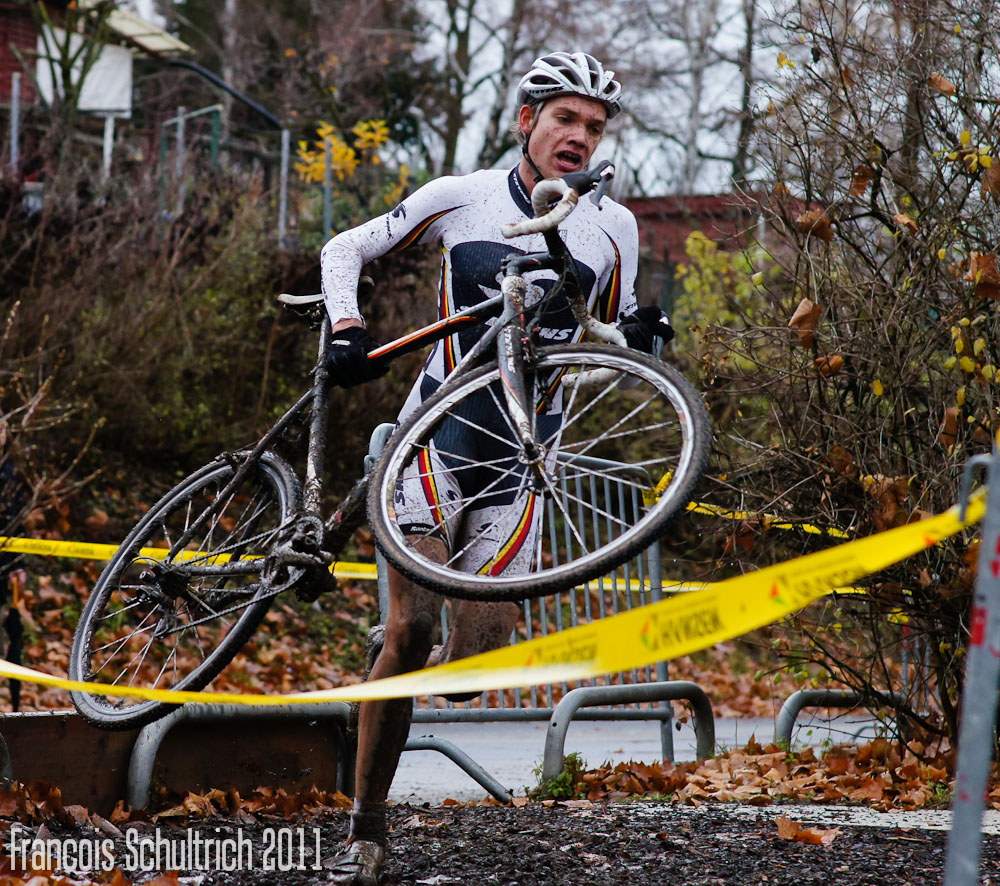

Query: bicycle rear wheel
left=69, top=452, right=301, bottom=729
left=368, top=343, right=710, bottom=601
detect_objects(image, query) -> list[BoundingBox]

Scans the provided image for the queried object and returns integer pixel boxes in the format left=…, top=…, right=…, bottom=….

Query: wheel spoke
left=72, top=457, right=295, bottom=725
left=538, top=469, right=591, bottom=553
left=554, top=393, right=665, bottom=462
left=433, top=401, right=522, bottom=453
left=549, top=371, right=623, bottom=439
left=371, top=344, right=709, bottom=601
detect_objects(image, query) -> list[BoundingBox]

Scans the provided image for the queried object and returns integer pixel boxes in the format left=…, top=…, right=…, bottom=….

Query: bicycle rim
left=369, top=344, right=710, bottom=601
left=69, top=453, right=301, bottom=729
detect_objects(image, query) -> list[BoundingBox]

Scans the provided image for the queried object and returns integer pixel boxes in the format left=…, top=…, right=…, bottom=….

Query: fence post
left=175, top=107, right=185, bottom=217
left=210, top=108, right=220, bottom=169
left=9, top=73, right=20, bottom=173
left=278, top=128, right=289, bottom=246
left=944, top=449, right=1000, bottom=886
left=101, top=115, right=114, bottom=180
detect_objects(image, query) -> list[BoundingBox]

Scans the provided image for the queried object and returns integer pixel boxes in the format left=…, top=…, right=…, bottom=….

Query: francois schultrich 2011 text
left=6, top=823, right=327, bottom=873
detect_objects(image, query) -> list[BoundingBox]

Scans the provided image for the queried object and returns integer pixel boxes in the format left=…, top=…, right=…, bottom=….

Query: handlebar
left=501, top=161, right=614, bottom=239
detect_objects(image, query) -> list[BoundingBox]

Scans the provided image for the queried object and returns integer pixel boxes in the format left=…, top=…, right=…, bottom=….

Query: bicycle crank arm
left=324, top=474, right=370, bottom=557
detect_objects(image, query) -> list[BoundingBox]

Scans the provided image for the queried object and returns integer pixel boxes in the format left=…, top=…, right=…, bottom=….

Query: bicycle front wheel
left=368, top=343, right=710, bottom=601
left=69, top=452, right=302, bottom=729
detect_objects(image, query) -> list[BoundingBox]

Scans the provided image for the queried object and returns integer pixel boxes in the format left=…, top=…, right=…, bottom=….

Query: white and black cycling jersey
left=321, top=165, right=639, bottom=392
left=321, top=166, right=639, bottom=571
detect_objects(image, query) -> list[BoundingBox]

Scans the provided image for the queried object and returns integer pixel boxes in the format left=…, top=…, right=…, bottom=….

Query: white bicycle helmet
left=517, top=51, right=622, bottom=119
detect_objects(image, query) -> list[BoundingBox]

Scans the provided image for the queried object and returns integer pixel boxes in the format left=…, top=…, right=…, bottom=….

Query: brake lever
left=590, top=162, right=615, bottom=206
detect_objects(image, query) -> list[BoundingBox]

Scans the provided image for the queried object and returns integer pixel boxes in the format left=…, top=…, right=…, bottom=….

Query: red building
left=0, top=1, right=190, bottom=108
left=0, top=3, right=40, bottom=104
left=624, top=192, right=761, bottom=310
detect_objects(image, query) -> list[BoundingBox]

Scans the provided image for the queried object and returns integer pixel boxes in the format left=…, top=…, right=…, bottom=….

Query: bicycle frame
left=165, top=169, right=622, bottom=590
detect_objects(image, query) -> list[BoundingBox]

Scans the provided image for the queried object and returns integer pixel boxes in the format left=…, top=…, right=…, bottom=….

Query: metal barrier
left=127, top=702, right=354, bottom=808
left=366, top=423, right=714, bottom=795
left=772, top=689, right=910, bottom=748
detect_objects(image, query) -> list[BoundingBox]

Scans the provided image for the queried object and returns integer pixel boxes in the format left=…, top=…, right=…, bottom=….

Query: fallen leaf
left=982, top=163, right=1000, bottom=201
left=788, top=298, right=822, bottom=347
left=849, top=165, right=872, bottom=197
left=776, top=814, right=800, bottom=840
left=796, top=208, right=835, bottom=242
left=928, top=72, right=956, bottom=96
left=939, top=406, right=959, bottom=448
left=814, top=354, right=844, bottom=377
left=776, top=815, right=841, bottom=846
left=894, top=212, right=918, bottom=235
left=965, top=253, right=1000, bottom=300
left=802, top=826, right=842, bottom=845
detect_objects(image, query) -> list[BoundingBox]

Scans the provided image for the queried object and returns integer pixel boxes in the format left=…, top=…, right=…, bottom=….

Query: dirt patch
left=7, top=801, right=999, bottom=885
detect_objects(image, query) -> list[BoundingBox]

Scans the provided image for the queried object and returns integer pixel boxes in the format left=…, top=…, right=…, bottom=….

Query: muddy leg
left=423, top=599, right=521, bottom=701
left=348, top=538, right=446, bottom=842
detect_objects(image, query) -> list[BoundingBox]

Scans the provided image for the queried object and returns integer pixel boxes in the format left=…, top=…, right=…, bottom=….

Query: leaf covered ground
left=0, top=777, right=997, bottom=886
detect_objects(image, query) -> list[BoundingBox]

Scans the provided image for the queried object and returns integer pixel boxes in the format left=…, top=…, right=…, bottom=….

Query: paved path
left=389, top=714, right=880, bottom=805
left=389, top=715, right=1000, bottom=835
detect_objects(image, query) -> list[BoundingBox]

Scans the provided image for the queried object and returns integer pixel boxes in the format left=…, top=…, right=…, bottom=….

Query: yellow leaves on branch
left=788, top=297, right=821, bottom=348
left=796, top=208, right=835, bottom=242
left=294, top=119, right=391, bottom=183
left=295, top=124, right=358, bottom=183
left=352, top=119, right=390, bottom=154
left=943, top=136, right=994, bottom=176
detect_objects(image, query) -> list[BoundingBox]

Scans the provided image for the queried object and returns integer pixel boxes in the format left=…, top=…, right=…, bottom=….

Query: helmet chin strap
left=522, top=136, right=545, bottom=184
left=521, top=103, right=546, bottom=184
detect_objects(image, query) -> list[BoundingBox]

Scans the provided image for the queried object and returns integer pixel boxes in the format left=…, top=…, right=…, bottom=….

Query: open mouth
left=556, top=151, right=583, bottom=170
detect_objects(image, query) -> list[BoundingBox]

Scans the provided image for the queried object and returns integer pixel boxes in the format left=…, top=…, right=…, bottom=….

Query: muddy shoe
left=323, top=839, right=385, bottom=885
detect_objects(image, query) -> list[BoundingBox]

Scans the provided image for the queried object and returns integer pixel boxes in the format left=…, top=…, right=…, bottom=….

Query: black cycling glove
left=618, top=306, right=675, bottom=353
left=326, top=326, right=389, bottom=388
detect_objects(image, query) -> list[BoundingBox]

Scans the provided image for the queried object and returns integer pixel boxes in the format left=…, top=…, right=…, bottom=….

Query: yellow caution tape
left=0, top=489, right=853, bottom=572
left=685, top=502, right=852, bottom=539
left=0, top=536, right=378, bottom=582
left=0, top=488, right=983, bottom=705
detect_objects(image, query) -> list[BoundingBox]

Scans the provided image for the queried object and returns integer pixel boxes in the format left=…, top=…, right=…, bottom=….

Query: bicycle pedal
left=293, top=565, right=338, bottom=603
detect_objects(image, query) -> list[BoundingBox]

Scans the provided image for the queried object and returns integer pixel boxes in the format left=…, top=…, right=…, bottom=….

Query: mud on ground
left=10, top=801, right=1000, bottom=886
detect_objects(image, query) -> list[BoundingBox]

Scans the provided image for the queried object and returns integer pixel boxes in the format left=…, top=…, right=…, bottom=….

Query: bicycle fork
left=497, top=274, right=548, bottom=491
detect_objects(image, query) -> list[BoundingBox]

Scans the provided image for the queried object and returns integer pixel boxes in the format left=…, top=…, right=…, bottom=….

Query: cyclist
left=320, top=51, right=672, bottom=885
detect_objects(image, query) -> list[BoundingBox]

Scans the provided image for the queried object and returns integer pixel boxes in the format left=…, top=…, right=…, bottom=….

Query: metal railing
left=366, top=422, right=714, bottom=793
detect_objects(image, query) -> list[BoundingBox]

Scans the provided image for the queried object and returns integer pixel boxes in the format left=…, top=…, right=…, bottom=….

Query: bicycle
left=69, top=163, right=711, bottom=730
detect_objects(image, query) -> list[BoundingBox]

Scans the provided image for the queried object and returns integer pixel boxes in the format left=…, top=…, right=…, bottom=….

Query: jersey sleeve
left=320, top=175, right=471, bottom=324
